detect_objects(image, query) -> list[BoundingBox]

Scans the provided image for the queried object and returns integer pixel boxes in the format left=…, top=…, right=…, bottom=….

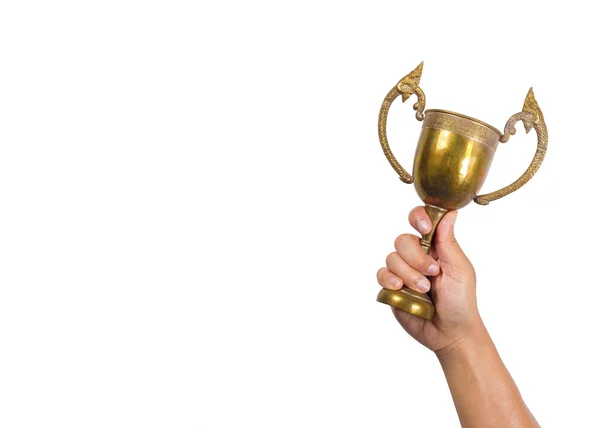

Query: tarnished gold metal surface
left=419, top=205, right=448, bottom=255
left=377, top=287, right=435, bottom=320
left=414, top=111, right=499, bottom=210
left=422, top=110, right=501, bottom=148
left=474, top=88, right=548, bottom=205
left=375, top=62, right=548, bottom=320
left=378, top=62, right=426, bottom=184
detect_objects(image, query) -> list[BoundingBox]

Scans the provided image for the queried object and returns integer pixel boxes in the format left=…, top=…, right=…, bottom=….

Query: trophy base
left=376, top=287, right=434, bottom=320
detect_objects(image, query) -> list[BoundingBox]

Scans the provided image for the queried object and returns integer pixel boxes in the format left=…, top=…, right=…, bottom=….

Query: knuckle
left=394, top=233, right=414, bottom=249
left=439, top=233, right=459, bottom=247
left=447, top=235, right=459, bottom=245
left=408, top=206, right=424, bottom=222
left=385, top=252, right=397, bottom=267
left=417, top=256, right=432, bottom=272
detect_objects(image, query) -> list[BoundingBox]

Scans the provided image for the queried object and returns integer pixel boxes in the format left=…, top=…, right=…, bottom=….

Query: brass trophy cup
left=376, top=62, right=548, bottom=320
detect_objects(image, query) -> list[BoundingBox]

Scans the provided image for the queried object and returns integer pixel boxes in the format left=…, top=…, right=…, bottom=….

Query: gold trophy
left=376, top=62, right=548, bottom=320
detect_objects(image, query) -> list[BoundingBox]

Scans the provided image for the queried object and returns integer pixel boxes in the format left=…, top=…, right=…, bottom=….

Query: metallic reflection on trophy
left=376, top=62, right=548, bottom=320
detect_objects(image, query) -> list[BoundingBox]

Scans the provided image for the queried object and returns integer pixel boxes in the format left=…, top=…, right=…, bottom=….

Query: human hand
left=376, top=206, right=482, bottom=354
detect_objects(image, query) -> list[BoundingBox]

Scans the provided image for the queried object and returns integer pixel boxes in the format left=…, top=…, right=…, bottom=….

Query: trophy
left=376, top=62, right=548, bottom=320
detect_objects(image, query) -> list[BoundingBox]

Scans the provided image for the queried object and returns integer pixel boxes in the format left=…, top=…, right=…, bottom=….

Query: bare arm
left=377, top=206, right=538, bottom=427
left=436, top=322, right=539, bottom=427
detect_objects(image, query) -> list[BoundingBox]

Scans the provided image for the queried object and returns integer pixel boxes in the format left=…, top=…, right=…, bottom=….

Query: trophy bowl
left=414, top=109, right=501, bottom=210
left=376, top=62, right=548, bottom=320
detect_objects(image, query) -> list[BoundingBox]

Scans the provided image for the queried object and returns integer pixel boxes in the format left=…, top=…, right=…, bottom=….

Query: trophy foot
left=376, top=287, right=434, bottom=320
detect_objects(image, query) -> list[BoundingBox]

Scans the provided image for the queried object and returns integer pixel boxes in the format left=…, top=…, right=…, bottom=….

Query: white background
left=0, top=1, right=598, bottom=427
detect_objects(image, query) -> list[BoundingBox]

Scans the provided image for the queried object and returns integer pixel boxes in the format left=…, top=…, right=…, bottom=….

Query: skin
left=377, top=206, right=539, bottom=428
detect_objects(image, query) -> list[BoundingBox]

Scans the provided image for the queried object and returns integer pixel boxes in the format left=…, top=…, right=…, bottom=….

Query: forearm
left=436, top=321, right=539, bottom=428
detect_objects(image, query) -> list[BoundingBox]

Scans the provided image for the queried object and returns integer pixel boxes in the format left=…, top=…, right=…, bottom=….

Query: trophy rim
left=424, top=109, right=502, bottom=137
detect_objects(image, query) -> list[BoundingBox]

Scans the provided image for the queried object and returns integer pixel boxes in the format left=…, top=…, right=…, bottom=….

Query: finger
left=392, top=307, right=427, bottom=337
left=434, top=211, right=464, bottom=262
left=386, top=251, right=431, bottom=293
left=376, top=267, right=403, bottom=290
left=394, top=234, right=440, bottom=276
left=434, top=211, right=474, bottom=278
left=408, top=206, right=431, bottom=235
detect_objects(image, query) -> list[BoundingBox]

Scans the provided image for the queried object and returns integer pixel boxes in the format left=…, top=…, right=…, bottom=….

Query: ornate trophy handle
left=474, top=88, right=548, bottom=205
left=378, top=62, right=427, bottom=184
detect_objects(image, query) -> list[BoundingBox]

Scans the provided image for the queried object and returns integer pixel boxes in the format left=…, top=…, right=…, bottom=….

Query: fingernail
left=426, top=263, right=439, bottom=276
left=417, top=219, right=431, bottom=234
left=389, top=276, right=401, bottom=288
left=416, top=278, right=430, bottom=292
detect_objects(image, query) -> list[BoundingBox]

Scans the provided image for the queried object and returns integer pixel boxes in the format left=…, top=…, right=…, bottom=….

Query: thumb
left=434, top=211, right=468, bottom=267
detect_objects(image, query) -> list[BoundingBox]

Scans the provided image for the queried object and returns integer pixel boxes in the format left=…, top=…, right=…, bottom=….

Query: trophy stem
left=419, top=205, right=449, bottom=255
left=376, top=205, right=448, bottom=320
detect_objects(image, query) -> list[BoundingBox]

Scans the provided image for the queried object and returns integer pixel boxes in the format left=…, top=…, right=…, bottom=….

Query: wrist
left=435, top=317, right=491, bottom=363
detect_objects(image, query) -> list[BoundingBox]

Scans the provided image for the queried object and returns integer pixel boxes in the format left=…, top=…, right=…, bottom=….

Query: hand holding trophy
left=377, top=62, right=548, bottom=320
